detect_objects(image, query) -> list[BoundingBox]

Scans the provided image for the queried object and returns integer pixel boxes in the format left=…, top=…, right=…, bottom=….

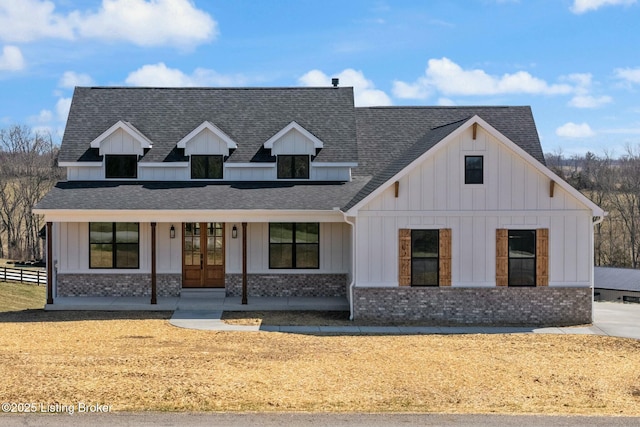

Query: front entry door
left=183, top=223, right=225, bottom=288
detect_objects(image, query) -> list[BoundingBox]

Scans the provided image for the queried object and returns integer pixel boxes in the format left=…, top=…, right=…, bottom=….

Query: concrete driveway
left=593, top=301, right=640, bottom=339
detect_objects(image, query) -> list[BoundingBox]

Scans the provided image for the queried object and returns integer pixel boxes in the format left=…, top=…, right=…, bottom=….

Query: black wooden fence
left=0, top=266, right=46, bottom=285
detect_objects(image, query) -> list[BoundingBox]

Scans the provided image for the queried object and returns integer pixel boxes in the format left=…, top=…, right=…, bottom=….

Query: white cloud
left=0, top=45, right=25, bottom=71
left=59, top=71, right=94, bottom=88
left=561, top=73, right=613, bottom=108
left=55, top=97, right=71, bottom=123
left=33, top=110, right=53, bottom=123
left=0, top=0, right=216, bottom=49
left=125, top=63, right=247, bottom=87
left=0, top=0, right=74, bottom=43
left=71, top=0, right=217, bottom=49
left=556, top=122, right=596, bottom=138
left=571, top=0, right=636, bottom=14
left=298, top=68, right=392, bottom=107
left=568, top=94, right=613, bottom=108
left=614, top=67, right=640, bottom=84
left=437, top=97, right=456, bottom=106
left=392, top=57, right=572, bottom=99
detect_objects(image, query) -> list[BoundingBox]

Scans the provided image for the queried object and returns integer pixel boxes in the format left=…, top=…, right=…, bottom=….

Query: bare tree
left=0, top=125, right=63, bottom=260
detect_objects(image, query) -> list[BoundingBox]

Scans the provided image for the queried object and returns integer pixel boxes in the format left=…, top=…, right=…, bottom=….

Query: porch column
left=242, top=222, right=248, bottom=305
left=150, top=222, right=157, bottom=305
left=46, top=222, right=53, bottom=305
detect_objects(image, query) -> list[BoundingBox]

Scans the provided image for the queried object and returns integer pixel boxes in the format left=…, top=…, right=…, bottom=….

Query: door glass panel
left=184, top=223, right=199, bottom=266
left=205, top=223, right=223, bottom=266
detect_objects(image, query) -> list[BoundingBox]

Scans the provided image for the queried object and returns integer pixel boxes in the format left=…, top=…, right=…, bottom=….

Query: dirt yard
left=0, top=309, right=639, bottom=415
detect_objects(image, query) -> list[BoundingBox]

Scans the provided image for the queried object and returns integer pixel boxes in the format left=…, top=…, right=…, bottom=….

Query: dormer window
left=277, top=155, right=309, bottom=179
left=192, top=155, right=223, bottom=179
left=105, top=155, right=137, bottom=179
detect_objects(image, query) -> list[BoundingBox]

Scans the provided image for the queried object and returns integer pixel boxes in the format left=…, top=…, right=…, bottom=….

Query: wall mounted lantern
left=170, top=225, right=176, bottom=239
left=232, top=225, right=238, bottom=239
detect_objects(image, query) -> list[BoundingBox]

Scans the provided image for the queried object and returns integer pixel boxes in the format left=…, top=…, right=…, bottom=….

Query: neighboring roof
left=595, top=267, right=640, bottom=292
left=34, top=177, right=370, bottom=211
left=60, top=87, right=357, bottom=164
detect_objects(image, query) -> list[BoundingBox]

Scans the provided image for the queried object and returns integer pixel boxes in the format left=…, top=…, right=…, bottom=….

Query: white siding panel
left=226, top=222, right=349, bottom=274
left=272, top=129, right=315, bottom=156
left=100, top=129, right=143, bottom=156
left=310, top=167, right=351, bottom=181
left=68, top=166, right=103, bottom=180
left=184, top=129, right=229, bottom=156
left=355, top=126, right=594, bottom=288
left=157, top=223, right=181, bottom=273
left=139, top=167, right=189, bottom=181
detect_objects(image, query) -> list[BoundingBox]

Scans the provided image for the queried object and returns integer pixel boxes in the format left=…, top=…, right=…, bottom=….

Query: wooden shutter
left=399, top=229, right=411, bottom=286
left=439, top=228, right=452, bottom=286
left=536, top=228, right=549, bottom=286
left=496, top=229, right=508, bottom=286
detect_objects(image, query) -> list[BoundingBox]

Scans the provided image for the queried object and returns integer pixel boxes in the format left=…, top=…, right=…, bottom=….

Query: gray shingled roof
left=60, top=87, right=357, bottom=164
left=35, top=178, right=370, bottom=211
left=42, top=89, right=547, bottom=213
left=595, top=267, right=640, bottom=292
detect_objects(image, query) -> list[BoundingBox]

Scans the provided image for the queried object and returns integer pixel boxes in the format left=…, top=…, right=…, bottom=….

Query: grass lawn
left=0, top=281, right=639, bottom=415
left=0, top=280, right=45, bottom=311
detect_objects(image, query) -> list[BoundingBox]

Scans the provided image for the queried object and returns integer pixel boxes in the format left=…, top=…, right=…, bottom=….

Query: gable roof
left=89, top=120, right=153, bottom=150
left=60, top=87, right=357, bottom=164
left=45, top=88, right=601, bottom=216
left=342, top=106, right=546, bottom=212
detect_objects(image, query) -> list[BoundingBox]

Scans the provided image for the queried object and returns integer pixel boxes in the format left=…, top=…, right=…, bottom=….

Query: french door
left=182, top=222, right=225, bottom=288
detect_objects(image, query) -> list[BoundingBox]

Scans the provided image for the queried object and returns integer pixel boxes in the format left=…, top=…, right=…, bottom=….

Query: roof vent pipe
left=331, top=78, right=339, bottom=88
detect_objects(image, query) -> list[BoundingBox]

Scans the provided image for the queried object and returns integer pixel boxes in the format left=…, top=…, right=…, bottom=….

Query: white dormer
left=90, top=121, right=153, bottom=156
left=263, top=121, right=324, bottom=156
left=177, top=121, right=238, bottom=156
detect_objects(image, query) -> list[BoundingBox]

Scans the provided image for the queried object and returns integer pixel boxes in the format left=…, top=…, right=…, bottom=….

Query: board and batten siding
left=271, top=128, right=316, bottom=156
left=53, top=222, right=182, bottom=274
left=55, top=221, right=351, bottom=275
left=226, top=222, right=350, bottom=275
left=98, top=128, right=144, bottom=156
left=184, top=128, right=231, bottom=156
left=355, top=125, right=593, bottom=288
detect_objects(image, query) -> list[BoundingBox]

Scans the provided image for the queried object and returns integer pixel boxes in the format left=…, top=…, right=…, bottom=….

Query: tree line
left=546, top=148, right=640, bottom=268
left=0, top=125, right=64, bottom=260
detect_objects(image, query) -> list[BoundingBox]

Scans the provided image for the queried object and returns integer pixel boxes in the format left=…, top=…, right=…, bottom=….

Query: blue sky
left=1, top=0, right=639, bottom=157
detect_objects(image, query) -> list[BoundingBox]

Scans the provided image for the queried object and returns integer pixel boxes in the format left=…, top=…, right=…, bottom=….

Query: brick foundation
left=353, top=286, right=592, bottom=326
left=56, top=273, right=182, bottom=297
left=225, top=273, right=347, bottom=297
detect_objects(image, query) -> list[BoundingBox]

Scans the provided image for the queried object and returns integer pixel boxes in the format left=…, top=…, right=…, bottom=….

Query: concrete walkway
left=46, top=296, right=639, bottom=339
left=170, top=301, right=640, bottom=338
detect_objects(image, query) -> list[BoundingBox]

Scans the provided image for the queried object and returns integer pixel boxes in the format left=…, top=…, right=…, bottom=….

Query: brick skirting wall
left=353, top=286, right=592, bottom=326
left=225, top=274, right=348, bottom=297
left=56, top=273, right=182, bottom=297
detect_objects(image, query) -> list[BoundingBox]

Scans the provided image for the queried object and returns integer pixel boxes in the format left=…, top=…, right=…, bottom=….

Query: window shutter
left=439, top=228, right=452, bottom=286
left=399, top=229, right=411, bottom=286
left=536, top=228, right=549, bottom=286
left=496, top=229, right=508, bottom=286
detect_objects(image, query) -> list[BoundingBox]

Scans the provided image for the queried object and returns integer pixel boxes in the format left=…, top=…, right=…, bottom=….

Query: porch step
left=180, top=288, right=226, bottom=299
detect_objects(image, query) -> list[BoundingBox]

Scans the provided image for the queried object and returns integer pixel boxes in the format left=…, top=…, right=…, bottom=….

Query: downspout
left=591, top=213, right=607, bottom=305
left=342, top=212, right=356, bottom=321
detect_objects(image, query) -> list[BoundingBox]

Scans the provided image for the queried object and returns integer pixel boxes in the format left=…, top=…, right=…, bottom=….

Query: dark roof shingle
left=60, top=86, right=358, bottom=164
